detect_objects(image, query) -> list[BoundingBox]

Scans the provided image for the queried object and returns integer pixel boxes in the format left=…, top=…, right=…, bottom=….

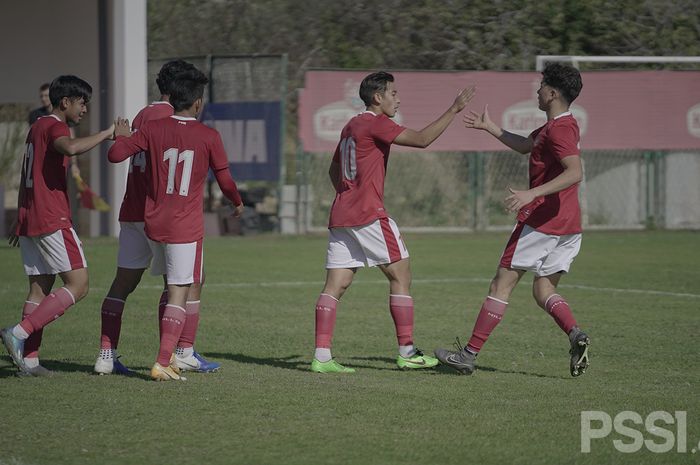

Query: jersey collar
left=170, top=115, right=197, bottom=121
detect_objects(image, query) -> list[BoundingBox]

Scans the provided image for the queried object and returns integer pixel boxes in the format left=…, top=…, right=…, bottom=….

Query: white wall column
left=109, top=0, right=148, bottom=236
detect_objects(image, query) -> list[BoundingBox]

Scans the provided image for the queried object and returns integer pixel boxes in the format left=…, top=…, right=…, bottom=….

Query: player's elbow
left=62, top=144, right=80, bottom=156
left=572, top=170, right=583, bottom=184
left=107, top=149, right=123, bottom=163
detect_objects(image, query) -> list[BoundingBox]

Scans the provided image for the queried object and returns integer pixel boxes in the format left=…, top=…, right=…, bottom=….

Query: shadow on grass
left=204, top=352, right=310, bottom=372
left=434, top=362, right=567, bottom=380
left=0, top=355, right=152, bottom=380
left=204, top=352, right=405, bottom=373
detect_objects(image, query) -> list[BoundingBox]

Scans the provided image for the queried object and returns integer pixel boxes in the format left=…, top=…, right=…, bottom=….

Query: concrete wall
left=0, top=0, right=147, bottom=237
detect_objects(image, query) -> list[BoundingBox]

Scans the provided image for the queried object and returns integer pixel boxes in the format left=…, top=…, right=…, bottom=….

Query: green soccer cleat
left=311, top=358, right=355, bottom=373
left=396, top=349, right=439, bottom=370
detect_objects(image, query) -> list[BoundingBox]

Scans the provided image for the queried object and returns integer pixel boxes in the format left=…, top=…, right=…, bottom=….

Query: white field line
left=134, top=277, right=700, bottom=299
left=1, top=277, right=698, bottom=299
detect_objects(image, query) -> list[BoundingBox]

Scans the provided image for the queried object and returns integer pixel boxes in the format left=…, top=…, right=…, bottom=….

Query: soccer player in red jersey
left=311, top=71, right=475, bottom=373
left=94, top=60, right=220, bottom=376
left=435, top=63, right=591, bottom=377
left=108, top=66, right=244, bottom=381
left=0, top=75, right=116, bottom=376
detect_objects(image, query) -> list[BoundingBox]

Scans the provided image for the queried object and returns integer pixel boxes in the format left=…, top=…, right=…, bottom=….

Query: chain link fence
left=147, top=55, right=286, bottom=233
left=296, top=150, right=700, bottom=232
left=148, top=55, right=286, bottom=104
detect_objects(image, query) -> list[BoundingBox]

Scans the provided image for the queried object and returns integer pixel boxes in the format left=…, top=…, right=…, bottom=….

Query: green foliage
left=0, top=104, right=29, bottom=188
left=148, top=0, right=700, bottom=73
left=0, top=232, right=698, bottom=464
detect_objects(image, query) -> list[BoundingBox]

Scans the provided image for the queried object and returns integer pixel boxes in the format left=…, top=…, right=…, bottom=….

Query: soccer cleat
left=94, top=355, right=132, bottom=376
left=17, top=364, right=55, bottom=377
left=0, top=327, right=27, bottom=372
left=569, top=327, right=591, bottom=377
left=175, top=350, right=221, bottom=373
left=150, top=362, right=186, bottom=381
left=168, top=354, right=181, bottom=375
left=311, top=358, right=355, bottom=373
left=434, top=338, right=477, bottom=375
left=396, top=349, right=439, bottom=369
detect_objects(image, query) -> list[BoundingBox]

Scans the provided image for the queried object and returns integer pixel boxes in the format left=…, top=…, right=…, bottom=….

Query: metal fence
left=295, top=150, right=700, bottom=232
left=148, top=55, right=287, bottom=232
left=148, top=55, right=287, bottom=104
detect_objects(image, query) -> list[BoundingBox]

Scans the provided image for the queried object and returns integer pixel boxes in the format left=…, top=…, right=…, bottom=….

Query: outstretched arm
left=464, top=105, right=533, bottom=154
left=108, top=118, right=148, bottom=163
left=394, top=86, right=476, bottom=148
left=53, top=123, right=116, bottom=157
left=505, top=155, right=582, bottom=212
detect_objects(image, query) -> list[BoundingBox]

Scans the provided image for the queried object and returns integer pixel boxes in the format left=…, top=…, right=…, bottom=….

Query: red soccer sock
left=157, top=290, right=168, bottom=338
left=315, top=294, right=338, bottom=349
left=100, top=297, right=126, bottom=350
left=544, top=294, right=578, bottom=334
left=389, top=294, right=414, bottom=347
left=157, top=304, right=186, bottom=366
left=178, top=300, right=200, bottom=349
left=19, top=287, right=75, bottom=335
left=21, top=301, right=41, bottom=359
left=466, top=296, right=508, bottom=354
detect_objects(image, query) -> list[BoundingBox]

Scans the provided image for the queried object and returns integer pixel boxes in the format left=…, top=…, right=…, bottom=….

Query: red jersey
left=523, top=112, right=582, bottom=235
left=108, top=116, right=231, bottom=243
left=16, top=115, right=72, bottom=236
left=328, top=112, right=405, bottom=228
left=118, top=101, right=174, bottom=222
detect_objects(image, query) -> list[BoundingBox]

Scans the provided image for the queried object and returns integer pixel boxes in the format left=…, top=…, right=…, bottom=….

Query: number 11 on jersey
left=163, top=148, right=194, bottom=196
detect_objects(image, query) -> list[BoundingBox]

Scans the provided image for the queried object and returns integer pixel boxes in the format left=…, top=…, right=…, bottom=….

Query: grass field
left=0, top=231, right=699, bottom=465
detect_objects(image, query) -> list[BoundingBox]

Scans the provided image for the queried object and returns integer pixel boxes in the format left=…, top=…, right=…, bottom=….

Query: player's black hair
left=169, top=67, right=209, bottom=112
left=49, top=75, right=92, bottom=107
left=156, top=59, right=194, bottom=95
left=541, top=62, right=582, bottom=105
left=359, top=71, right=394, bottom=107
left=39, top=83, right=50, bottom=92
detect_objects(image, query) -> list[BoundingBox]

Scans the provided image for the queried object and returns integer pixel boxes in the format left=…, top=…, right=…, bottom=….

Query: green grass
left=0, top=231, right=699, bottom=465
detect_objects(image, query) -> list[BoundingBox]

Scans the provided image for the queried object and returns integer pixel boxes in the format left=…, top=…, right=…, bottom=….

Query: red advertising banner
left=299, top=70, right=700, bottom=152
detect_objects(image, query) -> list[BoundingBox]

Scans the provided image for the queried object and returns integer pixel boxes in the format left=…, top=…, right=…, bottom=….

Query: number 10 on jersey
left=340, top=137, right=356, bottom=181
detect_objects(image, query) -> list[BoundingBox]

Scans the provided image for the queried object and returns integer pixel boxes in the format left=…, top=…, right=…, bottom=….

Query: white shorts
left=148, top=238, right=204, bottom=285
left=499, top=223, right=581, bottom=276
left=20, top=227, right=87, bottom=276
left=117, top=222, right=153, bottom=269
left=326, top=218, right=409, bottom=269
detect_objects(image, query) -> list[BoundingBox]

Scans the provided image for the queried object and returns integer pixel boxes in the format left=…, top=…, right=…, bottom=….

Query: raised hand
left=463, top=104, right=494, bottom=131
left=451, top=85, right=476, bottom=113
left=113, top=117, right=131, bottom=138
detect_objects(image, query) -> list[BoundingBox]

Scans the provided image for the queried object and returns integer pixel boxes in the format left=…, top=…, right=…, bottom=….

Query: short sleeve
left=209, top=131, right=230, bottom=171
left=371, top=115, right=405, bottom=145
left=47, top=121, right=71, bottom=143
left=548, top=124, right=580, bottom=160
left=529, top=126, right=543, bottom=141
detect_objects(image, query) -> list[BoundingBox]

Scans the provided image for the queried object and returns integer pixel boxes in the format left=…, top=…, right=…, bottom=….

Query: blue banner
left=201, top=102, right=281, bottom=181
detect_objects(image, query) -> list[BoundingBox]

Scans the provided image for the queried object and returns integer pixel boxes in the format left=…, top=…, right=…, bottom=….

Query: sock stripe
left=60, top=287, right=76, bottom=305
left=165, top=304, right=186, bottom=313
left=486, top=295, right=508, bottom=305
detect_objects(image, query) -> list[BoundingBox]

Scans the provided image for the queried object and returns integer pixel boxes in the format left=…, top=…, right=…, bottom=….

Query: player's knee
left=489, top=277, right=513, bottom=300
left=72, top=283, right=89, bottom=302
